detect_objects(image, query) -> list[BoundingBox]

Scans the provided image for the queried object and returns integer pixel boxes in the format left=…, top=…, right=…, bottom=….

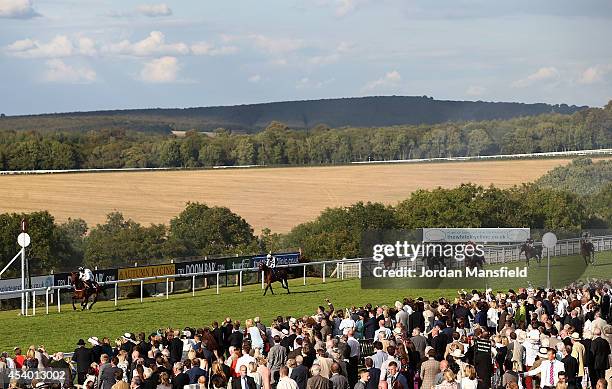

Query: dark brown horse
left=580, top=240, right=595, bottom=265
left=69, top=272, right=102, bottom=310
left=258, top=262, right=290, bottom=296
left=519, top=243, right=542, bottom=266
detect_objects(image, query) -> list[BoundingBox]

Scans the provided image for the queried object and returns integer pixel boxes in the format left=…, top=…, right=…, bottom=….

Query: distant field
left=0, top=158, right=600, bottom=233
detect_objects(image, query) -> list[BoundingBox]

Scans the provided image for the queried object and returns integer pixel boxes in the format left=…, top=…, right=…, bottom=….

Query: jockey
left=526, top=238, right=534, bottom=248
left=582, top=231, right=591, bottom=243
left=266, top=253, right=279, bottom=279
left=78, top=266, right=95, bottom=291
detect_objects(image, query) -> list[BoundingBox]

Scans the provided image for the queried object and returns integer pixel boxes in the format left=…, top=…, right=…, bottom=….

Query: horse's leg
left=72, top=296, right=77, bottom=311
left=263, top=283, right=268, bottom=296
left=269, top=283, right=274, bottom=295
left=89, top=292, right=98, bottom=310
left=286, top=281, right=290, bottom=294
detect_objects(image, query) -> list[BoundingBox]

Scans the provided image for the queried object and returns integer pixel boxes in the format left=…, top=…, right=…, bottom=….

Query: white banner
left=0, top=275, right=55, bottom=299
left=422, top=228, right=530, bottom=243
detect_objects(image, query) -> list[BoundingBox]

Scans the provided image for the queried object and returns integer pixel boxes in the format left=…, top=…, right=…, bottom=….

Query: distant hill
left=0, top=96, right=587, bottom=133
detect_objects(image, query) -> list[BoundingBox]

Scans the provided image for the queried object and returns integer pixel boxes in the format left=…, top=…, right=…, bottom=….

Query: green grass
left=1, top=252, right=609, bottom=354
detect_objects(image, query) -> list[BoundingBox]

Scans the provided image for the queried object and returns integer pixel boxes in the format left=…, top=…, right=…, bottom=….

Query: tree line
left=0, top=182, right=608, bottom=277
left=1, top=101, right=611, bottom=170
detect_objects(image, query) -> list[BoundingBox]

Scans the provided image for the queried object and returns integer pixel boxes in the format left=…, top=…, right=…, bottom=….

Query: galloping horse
left=580, top=240, right=596, bottom=265
left=69, top=272, right=102, bottom=310
left=519, top=243, right=542, bottom=266
left=258, top=262, right=290, bottom=296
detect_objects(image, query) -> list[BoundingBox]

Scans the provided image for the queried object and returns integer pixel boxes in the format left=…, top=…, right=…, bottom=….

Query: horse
left=258, top=262, right=290, bottom=296
left=465, top=253, right=485, bottom=269
left=580, top=240, right=595, bottom=265
left=423, top=252, right=445, bottom=271
left=519, top=243, right=542, bottom=266
left=69, top=272, right=102, bottom=310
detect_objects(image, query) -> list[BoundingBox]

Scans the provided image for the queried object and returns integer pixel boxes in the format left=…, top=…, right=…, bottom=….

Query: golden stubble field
left=0, top=158, right=592, bottom=233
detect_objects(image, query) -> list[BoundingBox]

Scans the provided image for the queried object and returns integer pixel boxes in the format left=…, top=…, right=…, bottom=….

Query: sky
left=1, top=0, right=611, bottom=115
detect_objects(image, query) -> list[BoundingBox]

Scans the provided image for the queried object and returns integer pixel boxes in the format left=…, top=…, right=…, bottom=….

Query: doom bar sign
left=118, top=264, right=176, bottom=285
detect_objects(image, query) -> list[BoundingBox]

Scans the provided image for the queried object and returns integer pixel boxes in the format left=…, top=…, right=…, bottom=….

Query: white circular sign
left=542, top=232, right=557, bottom=248
left=17, top=232, right=31, bottom=248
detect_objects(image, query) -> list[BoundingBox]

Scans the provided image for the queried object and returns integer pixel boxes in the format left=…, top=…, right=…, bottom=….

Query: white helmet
left=266, top=254, right=272, bottom=259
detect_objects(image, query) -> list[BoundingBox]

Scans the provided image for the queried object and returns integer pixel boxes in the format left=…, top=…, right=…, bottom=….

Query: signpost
left=542, top=232, right=557, bottom=290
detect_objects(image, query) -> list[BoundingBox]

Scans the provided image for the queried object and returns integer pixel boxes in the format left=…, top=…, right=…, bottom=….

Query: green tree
left=467, top=129, right=493, bottom=156
left=167, top=202, right=256, bottom=256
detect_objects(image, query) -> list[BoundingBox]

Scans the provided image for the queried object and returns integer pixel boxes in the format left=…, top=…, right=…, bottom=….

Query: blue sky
left=1, top=0, right=611, bottom=115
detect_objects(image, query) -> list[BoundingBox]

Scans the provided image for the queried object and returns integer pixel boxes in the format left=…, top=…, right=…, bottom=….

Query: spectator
left=277, top=366, right=299, bottom=389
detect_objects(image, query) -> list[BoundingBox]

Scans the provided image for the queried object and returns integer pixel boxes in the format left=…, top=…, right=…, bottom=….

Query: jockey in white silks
left=78, top=266, right=95, bottom=291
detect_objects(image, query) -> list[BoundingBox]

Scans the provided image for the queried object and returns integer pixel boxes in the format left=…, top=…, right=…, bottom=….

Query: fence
left=2, top=234, right=611, bottom=316
left=0, top=258, right=365, bottom=316
left=482, top=235, right=612, bottom=264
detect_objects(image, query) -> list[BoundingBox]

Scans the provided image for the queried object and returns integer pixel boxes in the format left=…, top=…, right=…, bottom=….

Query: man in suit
left=353, top=370, right=370, bottom=389
left=290, top=355, right=310, bottom=389
left=385, top=362, right=407, bottom=389
left=329, top=363, right=349, bottom=389
left=73, top=338, right=93, bottom=385
left=560, top=345, right=578, bottom=389
left=167, top=332, right=183, bottom=364
left=590, top=327, right=611, bottom=387
left=363, top=358, right=379, bottom=389
left=99, top=355, right=122, bottom=389
left=188, top=359, right=207, bottom=384
left=307, top=365, right=332, bottom=389
left=231, top=365, right=257, bottom=389
left=410, top=328, right=427, bottom=360
left=112, top=370, right=130, bottom=389
left=269, top=336, right=288, bottom=385
left=420, top=349, right=440, bottom=389
left=172, top=362, right=189, bottom=389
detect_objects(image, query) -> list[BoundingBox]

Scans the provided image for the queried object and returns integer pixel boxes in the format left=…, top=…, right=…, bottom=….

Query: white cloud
left=6, top=35, right=73, bottom=58
left=140, top=56, right=179, bottom=83
left=248, top=74, right=261, bottom=83
left=0, top=0, right=39, bottom=19
left=335, top=0, right=356, bottom=16
left=466, top=85, right=486, bottom=96
left=512, top=66, right=560, bottom=88
left=136, top=3, right=172, bottom=17
left=78, top=37, right=97, bottom=56
left=362, top=70, right=401, bottom=91
left=191, top=42, right=238, bottom=56
left=578, top=64, right=612, bottom=85
left=248, top=34, right=303, bottom=54
left=105, top=31, right=189, bottom=57
left=43, top=59, right=96, bottom=83
left=296, top=77, right=334, bottom=89
left=309, top=42, right=353, bottom=65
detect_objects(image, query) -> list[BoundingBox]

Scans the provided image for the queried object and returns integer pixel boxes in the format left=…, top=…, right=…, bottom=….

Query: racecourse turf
left=0, top=252, right=609, bottom=353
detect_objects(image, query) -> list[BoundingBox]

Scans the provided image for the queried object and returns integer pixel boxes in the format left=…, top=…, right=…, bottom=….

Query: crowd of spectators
left=1, top=283, right=611, bottom=389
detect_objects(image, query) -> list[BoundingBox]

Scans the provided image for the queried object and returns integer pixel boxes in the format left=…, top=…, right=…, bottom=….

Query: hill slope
left=0, top=96, right=587, bottom=133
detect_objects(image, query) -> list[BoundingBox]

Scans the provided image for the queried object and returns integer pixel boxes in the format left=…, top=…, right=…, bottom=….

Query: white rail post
left=166, top=278, right=169, bottom=299
left=57, top=288, right=61, bottom=312
left=32, top=291, right=35, bottom=316
left=336, top=264, right=340, bottom=279
left=216, top=273, right=220, bottom=295
left=358, top=260, right=362, bottom=279
left=341, top=262, right=345, bottom=280
left=45, top=288, right=49, bottom=315
left=261, top=272, right=265, bottom=289
left=140, top=280, right=144, bottom=303
left=192, top=275, right=196, bottom=297
left=239, top=271, right=243, bottom=292
left=114, top=283, right=118, bottom=306
left=303, top=264, right=306, bottom=285
left=322, top=263, right=326, bottom=283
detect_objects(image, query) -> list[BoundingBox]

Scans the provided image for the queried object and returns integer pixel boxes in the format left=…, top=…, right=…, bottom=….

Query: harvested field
left=0, top=158, right=597, bottom=232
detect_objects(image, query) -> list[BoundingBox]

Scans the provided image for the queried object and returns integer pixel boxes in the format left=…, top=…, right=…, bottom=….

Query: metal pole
left=341, top=262, right=345, bottom=280
left=32, top=291, right=35, bottom=316
left=216, top=273, right=220, bottom=295
left=239, top=271, right=243, bottom=292
left=166, top=278, right=169, bottom=299
left=140, top=280, right=144, bottom=303
left=358, top=260, right=362, bottom=279
left=261, top=272, right=265, bottom=289
left=192, top=275, right=196, bottom=297
left=547, top=248, right=551, bottom=289
left=114, top=283, right=118, bottom=306
left=57, top=288, right=61, bottom=312
left=323, top=263, right=326, bottom=283
left=45, top=288, right=49, bottom=315
left=303, top=265, right=306, bottom=286
left=21, top=247, right=25, bottom=316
